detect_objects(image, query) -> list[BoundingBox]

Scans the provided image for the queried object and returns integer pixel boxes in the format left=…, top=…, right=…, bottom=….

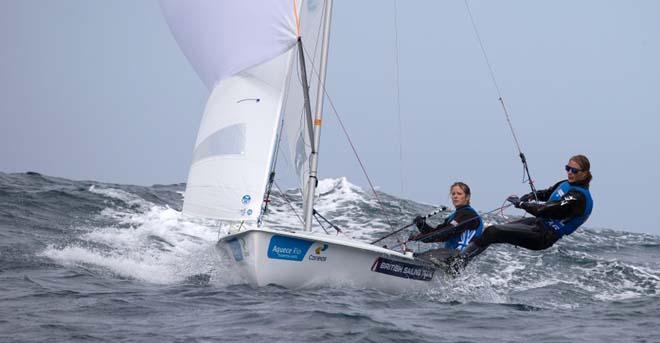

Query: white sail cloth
left=280, top=0, right=326, bottom=193
left=183, top=52, right=294, bottom=220
left=159, top=0, right=297, bottom=89
left=160, top=0, right=326, bottom=221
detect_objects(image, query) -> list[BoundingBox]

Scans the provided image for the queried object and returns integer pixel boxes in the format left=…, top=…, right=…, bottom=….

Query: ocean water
left=1, top=172, right=659, bottom=342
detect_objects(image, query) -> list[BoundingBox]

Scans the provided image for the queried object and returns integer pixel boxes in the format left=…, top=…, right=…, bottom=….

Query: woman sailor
left=460, top=154, right=594, bottom=261
left=410, top=182, right=483, bottom=252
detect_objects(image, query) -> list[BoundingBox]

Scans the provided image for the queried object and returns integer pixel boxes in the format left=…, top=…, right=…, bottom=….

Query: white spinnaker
left=159, top=0, right=297, bottom=89
left=281, top=0, right=327, bottom=192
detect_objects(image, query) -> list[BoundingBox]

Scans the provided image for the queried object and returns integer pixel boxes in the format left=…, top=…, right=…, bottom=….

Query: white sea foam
left=43, top=187, right=232, bottom=285
left=88, top=185, right=150, bottom=210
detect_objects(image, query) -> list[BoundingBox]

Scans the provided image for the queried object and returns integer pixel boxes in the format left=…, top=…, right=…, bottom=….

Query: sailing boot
left=444, top=242, right=487, bottom=275
left=461, top=241, right=487, bottom=261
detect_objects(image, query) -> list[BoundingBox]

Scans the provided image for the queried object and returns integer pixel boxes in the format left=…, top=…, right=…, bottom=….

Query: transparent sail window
left=192, top=123, right=246, bottom=162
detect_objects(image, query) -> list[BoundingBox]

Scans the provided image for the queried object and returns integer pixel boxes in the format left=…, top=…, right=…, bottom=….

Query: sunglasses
left=565, top=165, right=583, bottom=174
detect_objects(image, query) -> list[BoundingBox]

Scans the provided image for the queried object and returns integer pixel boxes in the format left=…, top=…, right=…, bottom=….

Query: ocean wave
left=2, top=171, right=659, bottom=306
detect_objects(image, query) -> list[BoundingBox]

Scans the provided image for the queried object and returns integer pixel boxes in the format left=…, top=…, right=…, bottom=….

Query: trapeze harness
left=444, top=205, right=484, bottom=252
left=542, top=181, right=593, bottom=237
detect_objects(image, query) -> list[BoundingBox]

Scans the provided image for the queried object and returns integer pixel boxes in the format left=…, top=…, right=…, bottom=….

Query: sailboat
left=159, top=0, right=442, bottom=290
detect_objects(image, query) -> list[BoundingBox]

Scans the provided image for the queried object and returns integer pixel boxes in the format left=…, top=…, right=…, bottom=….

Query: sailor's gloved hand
left=520, top=193, right=533, bottom=202
left=506, top=195, right=521, bottom=208
left=518, top=201, right=533, bottom=212
left=414, top=215, right=426, bottom=229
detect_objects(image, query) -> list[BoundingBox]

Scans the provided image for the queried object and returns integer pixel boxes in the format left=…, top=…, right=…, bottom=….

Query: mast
left=303, top=0, right=333, bottom=231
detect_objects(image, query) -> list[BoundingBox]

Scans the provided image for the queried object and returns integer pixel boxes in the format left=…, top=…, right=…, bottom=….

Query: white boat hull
left=216, top=227, right=440, bottom=291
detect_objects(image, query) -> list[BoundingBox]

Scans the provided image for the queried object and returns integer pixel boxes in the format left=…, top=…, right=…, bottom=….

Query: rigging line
left=275, top=180, right=329, bottom=235
left=293, top=0, right=326, bottom=153
left=294, top=5, right=323, bottom=150
left=259, top=123, right=287, bottom=223
left=309, top=0, right=327, bottom=70
left=313, top=213, right=331, bottom=235
left=301, top=50, right=398, bottom=233
left=271, top=65, right=300, bottom=190
left=273, top=181, right=306, bottom=227
left=270, top=84, right=290, bottom=173
left=463, top=0, right=519, bottom=146
left=295, top=0, right=328, bottom=70
left=371, top=206, right=446, bottom=244
left=295, top=0, right=325, bottom=67
left=388, top=203, right=513, bottom=250
left=285, top=62, right=309, bottom=192
left=272, top=122, right=300, bottom=189
left=259, top=64, right=297, bottom=224
left=293, top=0, right=301, bottom=37
left=463, top=0, right=522, bottom=154
left=297, top=38, right=316, bottom=150
left=393, top=0, right=405, bottom=195
left=291, top=51, right=317, bottom=195
left=463, top=0, right=538, bottom=197
left=313, top=209, right=343, bottom=234
left=463, top=0, right=503, bottom=99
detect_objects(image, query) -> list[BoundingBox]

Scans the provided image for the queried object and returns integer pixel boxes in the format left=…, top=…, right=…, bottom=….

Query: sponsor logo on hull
left=267, top=235, right=313, bottom=261
left=309, top=243, right=328, bottom=262
left=371, top=257, right=435, bottom=281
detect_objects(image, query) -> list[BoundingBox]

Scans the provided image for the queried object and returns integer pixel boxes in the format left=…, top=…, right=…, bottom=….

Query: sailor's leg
left=461, top=241, right=488, bottom=259
left=442, top=243, right=483, bottom=275
left=473, top=218, right=556, bottom=250
left=447, top=219, right=558, bottom=273
left=458, top=218, right=540, bottom=261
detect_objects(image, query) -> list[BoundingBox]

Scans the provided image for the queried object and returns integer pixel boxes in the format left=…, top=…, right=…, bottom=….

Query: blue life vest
left=543, top=181, right=593, bottom=237
left=444, top=205, right=484, bottom=252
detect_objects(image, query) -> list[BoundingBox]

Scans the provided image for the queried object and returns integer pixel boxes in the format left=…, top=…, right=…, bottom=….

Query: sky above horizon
left=1, top=1, right=658, bottom=234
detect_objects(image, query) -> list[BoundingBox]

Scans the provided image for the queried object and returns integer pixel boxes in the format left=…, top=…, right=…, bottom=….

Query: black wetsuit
left=467, top=180, right=590, bottom=255
left=413, top=205, right=482, bottom=245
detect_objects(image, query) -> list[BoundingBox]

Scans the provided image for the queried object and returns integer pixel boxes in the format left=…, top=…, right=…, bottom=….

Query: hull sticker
left=371, top=257, right=435, bottom=281
left=309, top=243, right=329, bottom=262
left=267, top=235, right=313, bottom=261
left=227, top=238, right=243, bottom=262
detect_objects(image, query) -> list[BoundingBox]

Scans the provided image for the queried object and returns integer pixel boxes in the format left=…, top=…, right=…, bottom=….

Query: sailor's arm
left=419, top=210, right=480, bottom=243
left=520, top=181, right=565, bottom=202
left=519, top=190, right=586, bottom=220
left=414, top=216, right=436, bottom=234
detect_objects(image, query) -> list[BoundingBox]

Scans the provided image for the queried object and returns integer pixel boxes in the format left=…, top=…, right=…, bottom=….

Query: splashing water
left=1, top=172, right=659, bottom=342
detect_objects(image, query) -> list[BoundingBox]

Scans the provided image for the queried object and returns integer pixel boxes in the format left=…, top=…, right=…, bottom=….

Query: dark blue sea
left=1, top=172, right=659, bottom=342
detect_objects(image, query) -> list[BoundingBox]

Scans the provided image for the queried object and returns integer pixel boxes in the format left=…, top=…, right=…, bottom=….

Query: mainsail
left=160, top=0, right=327, bottom=221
